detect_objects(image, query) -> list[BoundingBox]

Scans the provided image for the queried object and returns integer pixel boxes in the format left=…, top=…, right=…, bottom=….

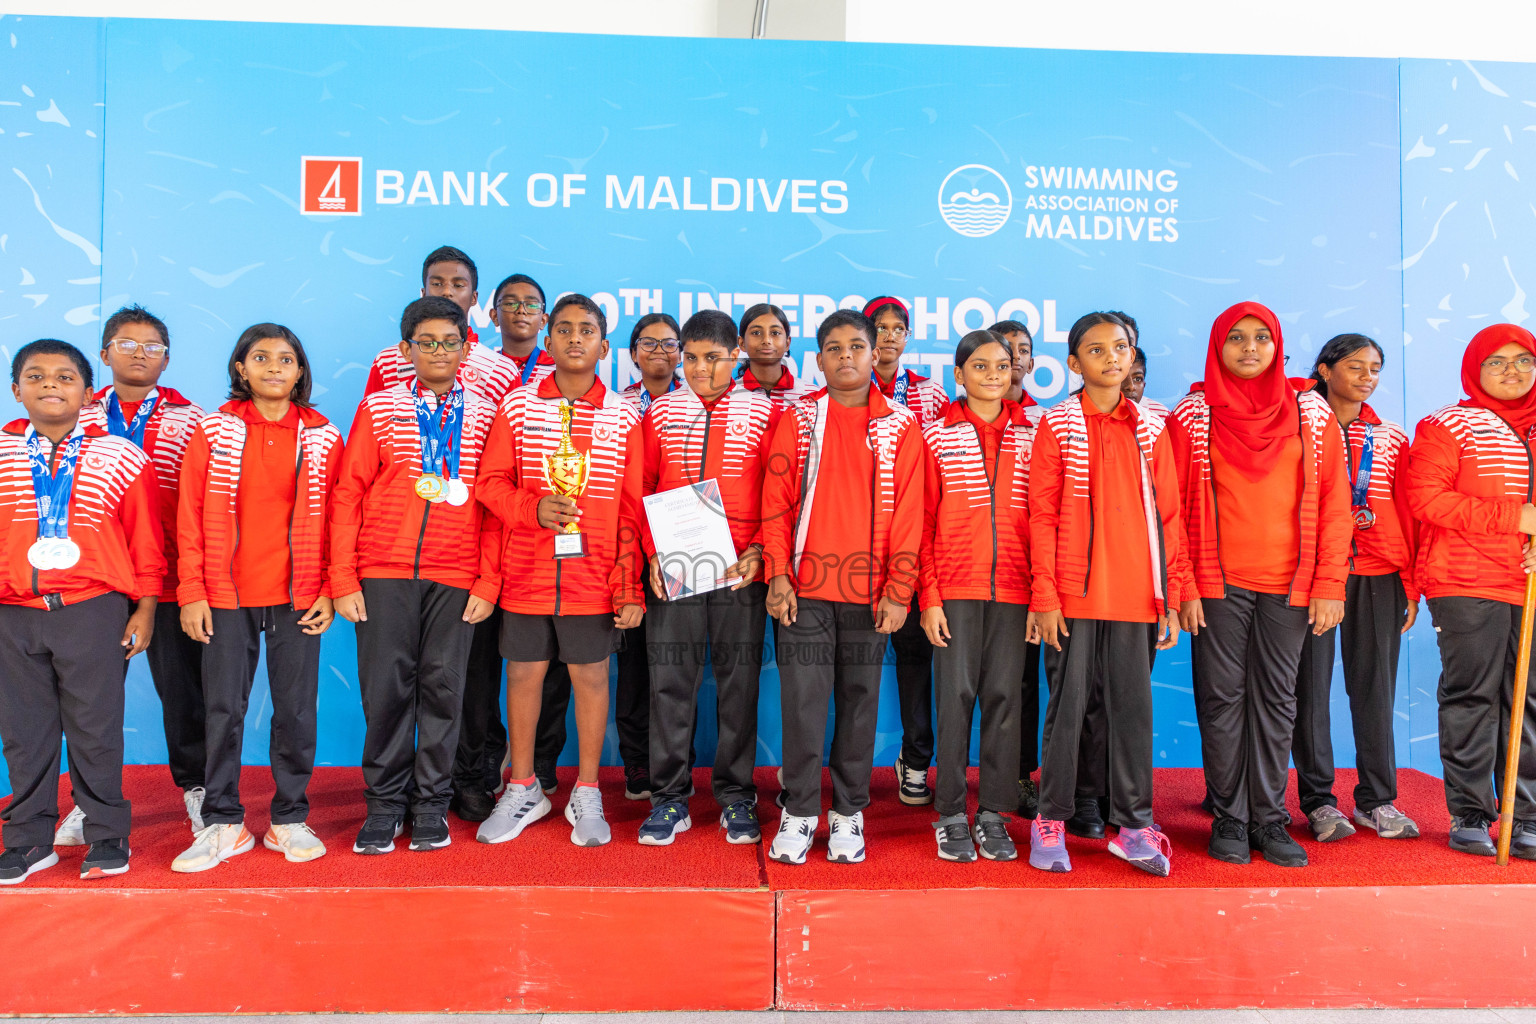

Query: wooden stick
left=1496, top=568, right=1536, bottom=864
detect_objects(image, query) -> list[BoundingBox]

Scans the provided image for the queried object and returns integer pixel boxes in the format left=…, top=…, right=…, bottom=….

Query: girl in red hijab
left=1167, top=301, right=1351, bottom=868
left=1408, top=323, right=1536, bottom=860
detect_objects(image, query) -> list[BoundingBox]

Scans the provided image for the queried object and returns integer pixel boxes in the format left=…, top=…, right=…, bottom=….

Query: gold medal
left=415, top=473, right=446, bottom=502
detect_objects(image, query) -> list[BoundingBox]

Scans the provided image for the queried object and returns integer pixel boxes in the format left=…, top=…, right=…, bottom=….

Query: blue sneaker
left=1029, top=816, right=1071, bottom=873
left=638, top=801, right=691, bottom=846
left=720, top=800, right=761, bottom=844
left=1110, top=825, right=1171, bottom=877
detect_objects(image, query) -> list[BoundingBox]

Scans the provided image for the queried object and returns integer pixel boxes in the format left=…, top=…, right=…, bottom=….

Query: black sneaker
left=895, top=755, right=933, bottom=806
left=1017, top=778, right=1039, bottom=819
left=638, top=801, right=691, bottom=846
left=410, top=813, right=452, bottom=851
left=934, top=815, right=976, bottom=862
left=1249, top=821, right=1308, bottom=867
left=1511, top=819, right=1536, bottom=861
left=80, top=837, right=130, bottom=879
left=534, top=761, right=558, bottom=796
left=720, top=800, right=762, bottom=844
left=1066, top=797, right=1106, bottom=839
left=1208, top=816, right=1250, bottom=864
left=624, top=766, right=653, bottom=802
left=0, top=845, right=59, bottom=886
left=450, top=787, right=494, bottom=823
left=1449, top=815, right=1497, bottom=856
left=353, top=814, right=405, bottom=855
left=972, top=810, right=1019, bottom=861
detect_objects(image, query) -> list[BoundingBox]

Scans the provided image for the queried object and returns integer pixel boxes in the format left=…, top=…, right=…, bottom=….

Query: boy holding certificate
left=636, top=309, right=777, bottom=846
left=0, top=340, right=164, bottom=884
left=475, top=294, right=646, bottom=848
left=331, top=297, right=501, bottom=856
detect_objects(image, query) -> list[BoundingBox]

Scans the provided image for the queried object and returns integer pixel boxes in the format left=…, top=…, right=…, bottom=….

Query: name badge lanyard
left=1348, top=423, right=1375, bottom=530
left=27, top=429, right=85, bottom=569
left=106, top=391, right=157, bottom=448
left=879, top=369, right=911, bottom=408
left=638, top=377, right=679, bottom=416
left=414, top=386, right=466, bottom=505
left=520, top=347, right=545, bottom=386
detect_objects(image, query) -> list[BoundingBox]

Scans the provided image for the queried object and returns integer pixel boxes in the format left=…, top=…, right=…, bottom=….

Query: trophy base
left=553, top=531, right=588, bottom=559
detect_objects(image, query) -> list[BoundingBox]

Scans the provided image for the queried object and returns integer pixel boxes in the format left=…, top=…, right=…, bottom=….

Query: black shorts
left=500, top=611, right=618, bottom=665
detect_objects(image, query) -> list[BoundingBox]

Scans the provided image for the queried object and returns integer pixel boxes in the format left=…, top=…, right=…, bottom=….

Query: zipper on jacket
left=554, top=560, right=563, bottom=615
left=288, top=433, right=305, bottom=609
left=697, top=405, right=714, bottom=483
left=969, top=421, right=1000, bottom=601
left=30, top=437, right=63, bottom=598
left=413, top=502, right=431, bottom=579
left=1286, top=397, right=1309, bottom=606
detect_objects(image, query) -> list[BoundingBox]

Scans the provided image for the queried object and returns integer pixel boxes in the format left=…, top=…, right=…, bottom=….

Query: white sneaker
left=172, top=823, right=255, bottom=873
left=769, top=813, right=818, bottom=865
left=477, top=782, right=552, bottom=844
left=827, top=810, right=866, bottom=863
left=264, top=822, right=327, bottom=863
left=184, top=787, right=206, bottom=832
left=565, top=784, right=612, bottom=847
left=54, top=805, right=86, bottom=847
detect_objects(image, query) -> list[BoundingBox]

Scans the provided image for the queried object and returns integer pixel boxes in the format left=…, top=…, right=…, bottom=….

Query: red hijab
left=1202, top=301, right=1298, bottom=482
left=1458, top=323, right=1536, bottom=434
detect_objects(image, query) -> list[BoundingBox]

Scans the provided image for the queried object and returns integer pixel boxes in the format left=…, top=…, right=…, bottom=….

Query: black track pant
left=452, top=608, right=508, bottom=794
left=777, top=598, right=888, bottom=818
left=1020, top=640, right=1041, bottom=778
left=1428, top=595, right=1536, bottom=822
left=0, top=593, right=131, bottom=847
left=1041, top=617, right=1157, bottom=828
left=146, top=601, right=206, bottom=791
left=1292, top=572, right=1407, bottom=815
left=200, top=605, right=320, bottom=825
left=355, top=578, right=475, bottom=817
left=1074, top=636, right=1163, bottom=814
left=892, top=597, right=934, bottom=769
left=1193, top=587, right=1310, bottom=827
left=648, top=582, right=766, bottom=808
left=933, top=600, right=1026, bottom=818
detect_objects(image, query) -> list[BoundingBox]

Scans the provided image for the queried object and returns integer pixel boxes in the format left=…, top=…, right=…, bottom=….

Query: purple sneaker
left=1028, top=816, right=1071, bottom=873
left=1110, top=825, right=1172, bottom=877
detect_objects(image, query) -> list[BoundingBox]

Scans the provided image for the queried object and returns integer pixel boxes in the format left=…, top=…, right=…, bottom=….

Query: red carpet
left=9, top=764, right=1534, bottom=891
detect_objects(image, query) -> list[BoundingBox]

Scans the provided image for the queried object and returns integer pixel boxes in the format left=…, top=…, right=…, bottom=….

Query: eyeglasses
left=1483, top=355, right=1536, bottom=374
left=108, top=338, right=168, bottom=358
left=637, top=338, right=680, bottom=353
left=410, top=338, right=464, bottom=353
left=498, top=299, right=545, bottom=314
left=875, top=326, right=908, bottom=341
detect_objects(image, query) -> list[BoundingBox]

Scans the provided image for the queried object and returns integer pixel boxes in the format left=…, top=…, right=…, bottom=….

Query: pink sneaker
left=1029, top=816, right=1071, bottom=872
left=1110, top=826, right=1172, bottom=877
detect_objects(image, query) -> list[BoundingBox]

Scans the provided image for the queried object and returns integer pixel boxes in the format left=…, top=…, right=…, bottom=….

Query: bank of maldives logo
left=301, top=156, right=362, bottom=216
left=937, top=164, right=1011, bottom=238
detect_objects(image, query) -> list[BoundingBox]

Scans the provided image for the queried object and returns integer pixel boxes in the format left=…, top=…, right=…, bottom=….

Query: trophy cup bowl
left=543, top=402, right=590, bottom=558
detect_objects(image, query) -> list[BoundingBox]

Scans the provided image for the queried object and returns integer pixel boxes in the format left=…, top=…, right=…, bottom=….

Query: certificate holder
left=643, top=479, right=741, bottom=600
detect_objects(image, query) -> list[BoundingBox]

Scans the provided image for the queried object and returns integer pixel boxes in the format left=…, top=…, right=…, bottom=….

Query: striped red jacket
left=177, top=402, right=344, bottom=609
left=760, top=385, right=923, bottom=612
left=1167, top=384, right=1351, bottom=606
left=1029, top=396, right=1191, bottom=616
left=877, top=368, right=950, bottom=429
left=1408, top=403, right=1534, bottom=605
left=477, top=375, right=646, bottom=616
left=918, top=399, right=1034, bottom=609
left=329, top=381, right=502, bottom=601
left=82, top=385, right=203, bottom=600
left=740, top=363, right=812, bottom=414
left=1341, top=405, right=1419, bottom=603
left=0, top=421, right=166, bottom=609
left=364, top=330, right=524, bottom=406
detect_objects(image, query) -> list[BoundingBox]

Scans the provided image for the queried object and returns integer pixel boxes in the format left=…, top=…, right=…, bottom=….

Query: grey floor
left=31, top=1012, right=1536, bottom=1023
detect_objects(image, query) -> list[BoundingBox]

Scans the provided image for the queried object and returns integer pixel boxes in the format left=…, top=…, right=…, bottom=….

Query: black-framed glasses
left=498, top=299, right=545, bottom=314
left=410, top=338, right=464, bottom=353
left=637, top=338, right=680, bottom=353
left=108, top=338, right=168, bottom=358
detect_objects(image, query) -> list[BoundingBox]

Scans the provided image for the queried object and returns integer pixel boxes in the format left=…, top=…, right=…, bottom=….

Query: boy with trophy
left=476, top=294, right=646, bottom=848
left=331, top=296, right=501, bottom=856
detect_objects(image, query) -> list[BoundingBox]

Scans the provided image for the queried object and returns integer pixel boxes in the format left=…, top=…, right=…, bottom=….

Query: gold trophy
left=543, top=399, right=589, bottom=559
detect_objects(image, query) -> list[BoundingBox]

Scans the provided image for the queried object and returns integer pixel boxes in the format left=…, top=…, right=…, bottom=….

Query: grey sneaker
left=565, top=785, right=612, bottom=847
left=1307, top=804, right=1356, bottom=842
left=1448, top=815, right=1496, bottom=856
left=476, top=783, right=552, bottom=844
left=1354, top=803, right=1420, bottom=839
left=184, top=786, right=207, bottom=832
left=972, top=810, right=1019, bottom=861
left=933, top=814, right=976, bottom=862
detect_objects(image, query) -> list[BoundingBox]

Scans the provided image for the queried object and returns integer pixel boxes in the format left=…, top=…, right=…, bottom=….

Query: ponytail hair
left=1310, top=333, right=1384, bottom=399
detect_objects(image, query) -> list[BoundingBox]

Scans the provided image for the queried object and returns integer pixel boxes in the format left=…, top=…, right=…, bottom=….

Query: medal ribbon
left=105, top=391, right=157, bottom=448
left=1348, top=422, right=1374, bottom=511
left=27, top=429, right=84, bottom=541
left=414, top=384, right=465, bottom=481
left=520, top=347, right=545, bottom=386
left=638, top=377, right=679, bottom=415
left=881, top=369, right=911, bottom=408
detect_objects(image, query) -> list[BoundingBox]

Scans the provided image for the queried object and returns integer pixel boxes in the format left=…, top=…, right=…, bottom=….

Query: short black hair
left=955, top=329, right=1010, bottom=366
left=1067, top=312, right=1130, bottom=360
left=681, top=310, right=738, bottom=351
left=631, top=312, right=682, bottom=355
left=228, top=323, right=313, bottom=406
left=1130, top=346, right=1148, bottom=371
left=550, top=293, right=608, bottom=339
left=102, top=303, right=169, bottom=349
left=816, top=308, right=875, bottom=351
left=988, top=319, right=1032, bottom=344
left=422, top=245, right=477, bottom=290
left=1104, top=310, right=1139, bottom=342
left=492, top=272, right=546, bottom=306
left=401, top=295, right=468, bottom=342
left=12, top=339, right=93, bottom=389
left=738, top=303, right=790, bottom=339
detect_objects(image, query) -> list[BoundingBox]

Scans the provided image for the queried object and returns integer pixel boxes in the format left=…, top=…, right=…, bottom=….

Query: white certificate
left=643, top=479, right=742, bottom=600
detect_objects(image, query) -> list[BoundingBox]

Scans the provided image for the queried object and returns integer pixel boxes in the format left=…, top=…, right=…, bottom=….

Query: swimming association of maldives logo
left=300, top=156, right=362, bottom=216
left=937, top=164, right=1012, bottom=238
